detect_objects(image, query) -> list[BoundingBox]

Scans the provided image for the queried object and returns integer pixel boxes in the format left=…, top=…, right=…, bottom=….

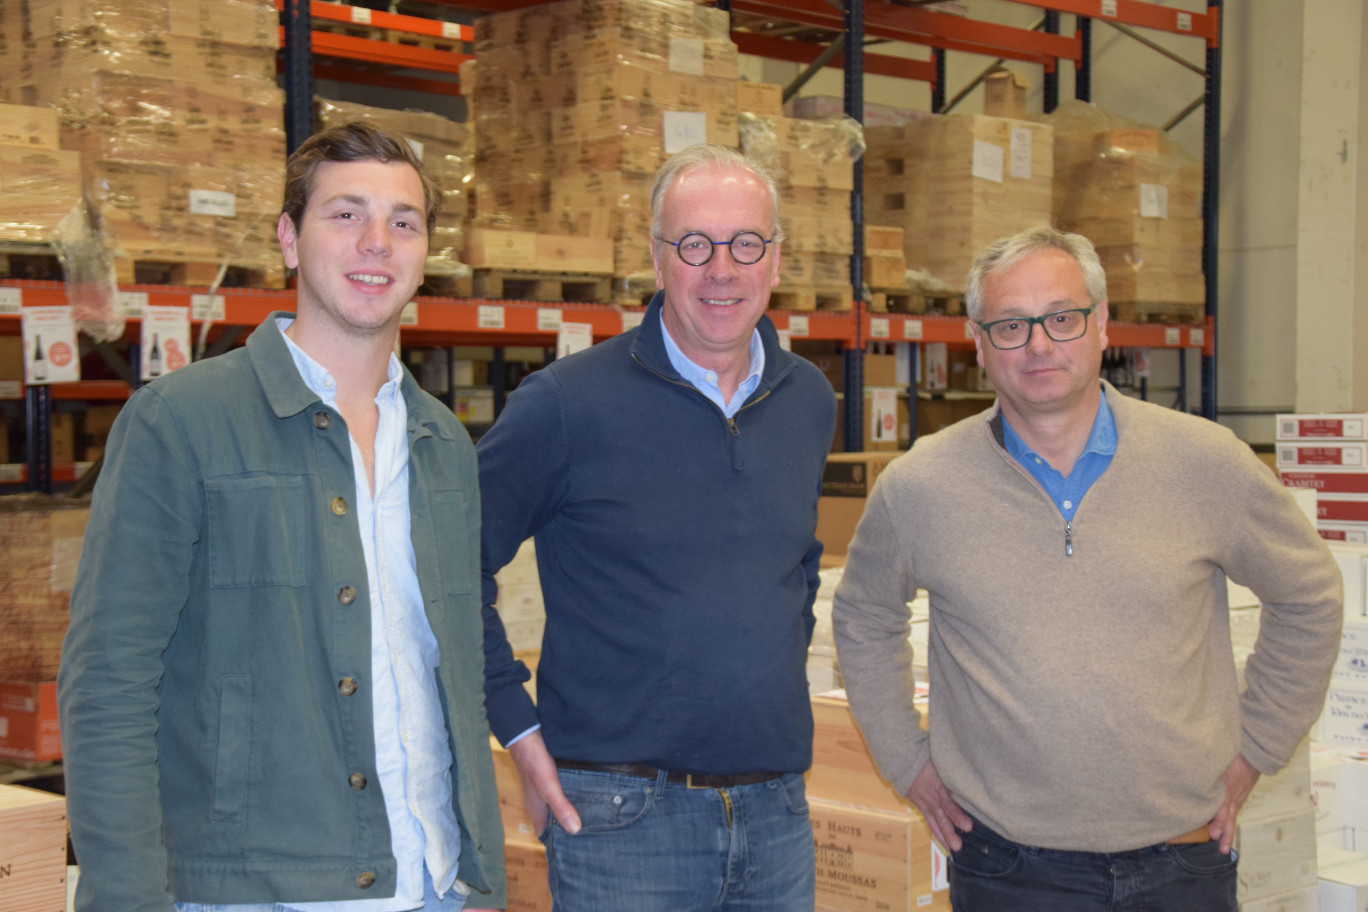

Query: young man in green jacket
left=59, top=122, right=505, bottom=912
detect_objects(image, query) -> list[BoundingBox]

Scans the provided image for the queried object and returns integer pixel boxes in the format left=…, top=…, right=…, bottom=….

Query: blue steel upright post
left=843, top=0, right=865, bottom=453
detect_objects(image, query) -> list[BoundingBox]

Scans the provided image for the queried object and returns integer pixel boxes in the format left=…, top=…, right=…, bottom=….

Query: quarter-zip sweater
left=479, top=293, right=837, bottom=774
left=832, top=382, right=1342, bottom=852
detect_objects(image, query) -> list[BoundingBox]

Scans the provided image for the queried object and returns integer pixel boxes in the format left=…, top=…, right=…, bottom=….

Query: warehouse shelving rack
left=0, top=0, right=1220, bottom=490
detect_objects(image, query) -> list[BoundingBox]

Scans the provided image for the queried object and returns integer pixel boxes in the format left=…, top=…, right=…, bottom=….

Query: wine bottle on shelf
left=32, top=334, right=46, bottom=382
left=148, top=333, right=162, bottom=377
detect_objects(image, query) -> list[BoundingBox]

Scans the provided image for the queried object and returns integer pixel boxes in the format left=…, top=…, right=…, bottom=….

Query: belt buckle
left=685, top=774, right=709, bottom=790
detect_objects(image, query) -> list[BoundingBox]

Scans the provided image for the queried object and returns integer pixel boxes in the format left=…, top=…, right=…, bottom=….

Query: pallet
left=870, top=288, right=965, bottom=316
left=114, top=256, right=286, bottom=289
left=419, top=271, right=474, bottom=298
left=0, top=242, right=63, bottom=280
left=312, top=19, right=462, bottom=54
left=471, top=270, right=612, bottom=304
left=769, top=285, right=854, bottom=312
left=1109, top=300, right=1204, bottom=325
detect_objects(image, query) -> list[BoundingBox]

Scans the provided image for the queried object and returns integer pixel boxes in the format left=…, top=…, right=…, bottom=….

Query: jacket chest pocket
left=206, top=474, right=316, bottom=589
left=429, top=488, right=475, bottom=596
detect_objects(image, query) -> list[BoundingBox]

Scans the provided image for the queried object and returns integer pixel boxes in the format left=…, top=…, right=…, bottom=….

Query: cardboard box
left=1235, top=807, right=1318, bottom=902
left=1321, top=523, right=1368, bottom=545
left=1319, top=498, right=1368, bottom=524
left=534, top=233, right=613, bottom=274
left=1276, top=442, right=1368, bottom=471
left=0, top=103, right=59, bottom=150
left=1243, top=886, right=1318, bottom=912
left=1242, top=739, right=1313, bottom=823
left=1320, top=855, right=1368, bottom=911
left=0, top=680, right=60, bottom=763
left=817, top=451, right=902, bottom=557
left=465, top=229, right=539, bottom=270
left=735, top=80, right=784, bottom=116
left=491, top=738, right=538, bottom=840
left=1277, top=412, right=1368, bottom=441
left=810, top=798, right=949, bottom=911
left=983, top=69, right=1029, bottom=120
left=0, top=497, right=90, bottom=684
left=1282, top=471, right=1368, bottom=495
left=0, top=783, right=66, bottom=912
left=504, top=834, right=552, bottom=912
left=809, top=696, right=914, bottom=813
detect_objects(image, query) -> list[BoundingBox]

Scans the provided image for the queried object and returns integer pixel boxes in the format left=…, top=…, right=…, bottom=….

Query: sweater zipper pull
left=727, top=417, right=739, bottom=436
left=1064, top=520, right=1073, bottom=557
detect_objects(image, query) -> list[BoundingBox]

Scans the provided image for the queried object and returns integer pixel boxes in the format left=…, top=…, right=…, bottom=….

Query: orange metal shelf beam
left=273, top=1, right=473, bottom=42
left=863, top=312, right=1213, bottom=354
left=732, top=33, right=937, bottom=83
left=282, top=28, right=472, bottom=73
left=1004, top=0, right=1219, bottom=45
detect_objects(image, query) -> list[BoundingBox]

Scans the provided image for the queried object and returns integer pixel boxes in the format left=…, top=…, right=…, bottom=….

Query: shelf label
left=903, top=319, right=923, bottom=341
left=971, top=139, right=1004, bottom=183
left=0, top=380, right=20, bottom=399
left=1165, top=327, right=1181, bottom=346
left=538, top=308, right=563, bottom=331
left=351, top=7, right=372, bottom=24
left=191, top=294, right=226, bottom=321
left=620, top=311, right=644, bottom=333
left=869, top=317, right=891, bottom=339
left=478, top=304, right=505, bottom=329
left=0, top=287, right=21, bottom=314
left=400, top=301, right=419, bottom=326
left=1177, top=12, right=1192, bottom=32
left=788, top=314, right=810, bottom=337
left=22, top=305, right=79, bottom=385
left=118, top=291, right=148, bottom=317
left=556, top=322, right=593, bottom=359
left=142, top=305, right=191, bottom=381
left=1189, top=327, right=1205, bottom=348
left=188, top=189, right=236, bottom=218
left=663, top=111, right=707, bottom=154
left=442, top=21, right=462, bottom=39
left=0, top=464, right=21, bottom=482
left=1101, top=0, right=1118, bottom=18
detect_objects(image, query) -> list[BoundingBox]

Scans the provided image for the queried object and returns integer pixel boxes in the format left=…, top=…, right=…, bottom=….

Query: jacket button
left=338, top=676, right=358, bottom=696
left=331, top=497, right=348, bottom=515
left=337, top=585, right=356, bottom=605
left=313, top=411, right=332, bottom=429
left=355, top=871, right=376, bottom=889
left=349, top=772, right=367, bottom=790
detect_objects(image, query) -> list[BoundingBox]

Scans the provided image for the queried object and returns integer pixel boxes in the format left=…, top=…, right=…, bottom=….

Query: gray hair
left=964, top=224, right=1108, bottom=321
left=650, top=144, right=783, bottom=243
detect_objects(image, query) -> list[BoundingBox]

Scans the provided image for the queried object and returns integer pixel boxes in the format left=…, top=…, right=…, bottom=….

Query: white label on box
left=537, top=308, right=563, bottom=332
left=478, top=304, right=505, bottom=329
left=1139, top=183, right=1169, bottom=218
left=789, top=315, right=810, bottom=337
left=903, top=319, right=923, bottom=340
left=1165, top=327, right=1181, bottom=345
left=1177, top=12, right=1193, bottom=32
left=0, top=287, right=21, bottom=314
left=556, top=322, right=593, bottom=359
left=620, top=310, right=644, bottom=333
left=1009, top=127, right=1032, bottom=179
left=663, top=111, right=708, bottom=154
left=400, top=301, right=419, bottom=326
left=118, top=290, right=148, bottom=317
left=870, top=317, right=890, bottom=339
left=188, top=189, right=237, bottom=218
left=972, top=140, right=1005, bottom=183
left=1101, top=0, right=1118, bottom=16
left=351, top=6, right=372, bottom=23
left=22, top=305, right=80, bottom=384
left=191, top=294, right=226, bottom=321
left=669, top=36, right=705, bottom=76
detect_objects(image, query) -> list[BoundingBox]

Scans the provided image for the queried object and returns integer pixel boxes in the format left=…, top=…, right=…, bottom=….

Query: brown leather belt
left=555, top=758, right=782, bottom=790
left=1166, top=825, right=1213, bottom=845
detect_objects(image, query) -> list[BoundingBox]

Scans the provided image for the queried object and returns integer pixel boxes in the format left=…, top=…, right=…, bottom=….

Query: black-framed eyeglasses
left=976, top=304, right=1097, bottom=351
left=657, top=231, right=773, bottom=267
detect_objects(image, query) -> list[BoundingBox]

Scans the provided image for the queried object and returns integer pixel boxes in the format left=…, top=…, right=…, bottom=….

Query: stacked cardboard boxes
left=315, top=98, right=473, bottom=279
left=0, top=102, right=82, bottom=243
left=471, top=0, right=740, bottom=293
left=0, top=784, right=68, bottom=912
left=1235, top=739, right=1321, bottom=910
left=863, top=114, right=1052, bottom=292
left=1277, top=412, right=1368, bottom=543
left=1042, top=100, right=1204, bottom=321
left=0, top=0, right=286, bottom=285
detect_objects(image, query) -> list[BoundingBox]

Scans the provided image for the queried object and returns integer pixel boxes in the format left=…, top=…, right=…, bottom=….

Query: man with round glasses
left=833, top=224, right=1341, bottom=911
left=477, top=144, right=835, bottom=910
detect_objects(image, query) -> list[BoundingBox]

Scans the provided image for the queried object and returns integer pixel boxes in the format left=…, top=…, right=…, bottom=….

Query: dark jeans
left=950, top=817, right=1238, bottom=912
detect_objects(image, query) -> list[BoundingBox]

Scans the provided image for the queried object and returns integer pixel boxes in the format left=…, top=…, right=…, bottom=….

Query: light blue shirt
left=660, top=313, right=765, bottom=418
left=277, top=320, right=464, bottom=911
left=1001, top=387, right=1117, bottom=522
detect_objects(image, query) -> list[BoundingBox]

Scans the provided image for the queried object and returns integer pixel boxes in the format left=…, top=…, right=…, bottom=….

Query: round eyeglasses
left=658, top=231, right=773, bottom=267
left=976, top=304, right=1097, bottom=351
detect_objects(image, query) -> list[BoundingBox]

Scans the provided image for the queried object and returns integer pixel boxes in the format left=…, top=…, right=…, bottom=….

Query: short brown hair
left=281, top=121, right=442, bottom=236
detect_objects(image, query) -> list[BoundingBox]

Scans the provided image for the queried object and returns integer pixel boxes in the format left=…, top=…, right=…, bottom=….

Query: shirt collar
left=275, top=315, right=402, bottom=407
left=658, top=311, right=765, bottom=395
left=1002, top=384, right=1117, bottom=465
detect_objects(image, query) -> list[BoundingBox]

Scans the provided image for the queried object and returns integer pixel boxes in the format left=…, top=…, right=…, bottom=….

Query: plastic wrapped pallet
left=0, top=494, right=89, bottom=683
left=0, top=0, right=286, bottom=287
left=471, top=0, right=740, bottom=297
left=1040, top=100, right=1204, bottom=322
left=864, top=114, right=1053, bottom=291
left=0, top=104, right=82, bottom=243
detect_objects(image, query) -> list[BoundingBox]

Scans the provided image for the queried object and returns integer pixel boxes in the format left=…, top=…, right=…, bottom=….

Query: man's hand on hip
left=906, top=760, right=972, bottom=853
left=508, top=730, right=582, bottom=835
left=1209, top=753, right=1260, bottom=854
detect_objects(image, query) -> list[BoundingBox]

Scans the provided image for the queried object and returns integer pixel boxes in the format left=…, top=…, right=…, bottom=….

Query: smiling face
left=277, top=158, right=429, bottom=340
left=970, top=247, right=1109, bottom=427
left=651, top=163, right=781, bottom=375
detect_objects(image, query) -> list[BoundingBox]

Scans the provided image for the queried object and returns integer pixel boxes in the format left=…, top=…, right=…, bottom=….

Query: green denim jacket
left=59, top=315, right=505, bottom=911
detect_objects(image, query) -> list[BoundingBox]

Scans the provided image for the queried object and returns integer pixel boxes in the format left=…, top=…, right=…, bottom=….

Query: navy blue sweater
left=478, top=294, right=837, bottom=774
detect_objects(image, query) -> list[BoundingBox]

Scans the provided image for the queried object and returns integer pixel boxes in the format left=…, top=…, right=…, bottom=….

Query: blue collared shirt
left=1001, top=388, right=1117, bottom=522
left=660, top=312, right=765, bottom=418
left=278, top=320, right=464, bottom=911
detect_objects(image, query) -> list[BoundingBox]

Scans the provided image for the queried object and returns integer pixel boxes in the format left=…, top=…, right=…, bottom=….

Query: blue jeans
left=542, top=767, right=814, bottom=912
left=174, top=867, right=468, bottom=912
left=949, top=817, right=1238, bottom=912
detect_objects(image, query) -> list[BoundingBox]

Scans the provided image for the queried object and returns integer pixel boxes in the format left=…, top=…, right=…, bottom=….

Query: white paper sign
left=188, top=189, right=237, bottom=218
left=118, top=290, right=148, bottom=318
left=0, top=287, right=21, bottom=315
left=141, top=305, right=191, bottom=380
left=668, top=36, right=705, bottom=76
left=537, top=308, right=563, bottom=332
left=478, top=304, right=506, bottom=329
left=351, top=6, right=372, bottom=23
left=1101, top=0, right=1118, bottom=17
left=870, top=388, right=898, bottom=443
left=556, top=322, right=593, bottom=359
left=1177, top=12, right=1193, bottom=31
left=663, top=111, right=708, bottom=154
left=400, top=301, right=419, bottom=326
left=190, top=294, right=226, bottom=321
left=22, top=305, right=80, bottom=384
left=1189, top=327, right=1205, bottom=348
left=903, top=319, right=924, bottom=341
left=1139, top=183, right=1169, bottom=219
left=1010, top=127, right=1033, bottom=179
left=869, top=317, right=891, bottom=339
left=788, top=314, right=810, bottom=337
left=441, top=21, right=461, bottom=39
left=1165, top=327, right=1181, bottom=346
left=972, top=140, right=1004, bottom=183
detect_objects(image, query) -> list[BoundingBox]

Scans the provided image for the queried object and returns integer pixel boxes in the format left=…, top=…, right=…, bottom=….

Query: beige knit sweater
left=832, top=382, right=1342, bottom=852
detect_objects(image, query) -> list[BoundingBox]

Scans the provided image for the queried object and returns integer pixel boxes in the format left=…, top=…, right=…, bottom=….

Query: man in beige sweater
left=832, top=224, right=1342, bottom=911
